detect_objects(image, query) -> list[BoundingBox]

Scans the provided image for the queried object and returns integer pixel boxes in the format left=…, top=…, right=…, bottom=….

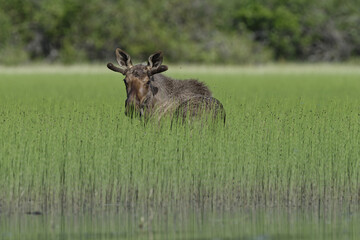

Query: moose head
left=107, top=48, right=168, bottom=117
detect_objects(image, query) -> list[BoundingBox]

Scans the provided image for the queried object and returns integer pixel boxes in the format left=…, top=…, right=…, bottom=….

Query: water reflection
left=1, top=207, right=359, bottom=240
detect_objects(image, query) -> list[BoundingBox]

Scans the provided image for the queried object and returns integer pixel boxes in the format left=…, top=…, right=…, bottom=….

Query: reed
left=0, top=66, right=359, bottom=213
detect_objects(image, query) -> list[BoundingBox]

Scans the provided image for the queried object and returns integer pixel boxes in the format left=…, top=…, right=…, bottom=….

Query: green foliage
left=0, top=9, right=11, bottom=45
left=0, top=0, right=359, bottom=64
left=232, top=0, right=360, bottom=61
left=234, top=4, right=301, bottom=59
left=0, top=46, right=29, bottom=65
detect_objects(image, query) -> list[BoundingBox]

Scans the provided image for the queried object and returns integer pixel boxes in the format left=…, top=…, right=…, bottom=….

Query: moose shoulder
left=107, top=48, right=225, bottom=123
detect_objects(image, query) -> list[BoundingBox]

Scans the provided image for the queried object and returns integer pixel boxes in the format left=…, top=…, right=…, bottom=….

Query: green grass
left=0, top=65, right=359, bottom=213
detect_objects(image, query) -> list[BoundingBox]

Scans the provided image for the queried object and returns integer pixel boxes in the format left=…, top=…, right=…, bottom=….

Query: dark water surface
left=1, top=207, right=359, bottom=240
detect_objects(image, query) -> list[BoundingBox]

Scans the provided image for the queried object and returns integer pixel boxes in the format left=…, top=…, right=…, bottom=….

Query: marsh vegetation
left=0, top=65, right=359, bottom=214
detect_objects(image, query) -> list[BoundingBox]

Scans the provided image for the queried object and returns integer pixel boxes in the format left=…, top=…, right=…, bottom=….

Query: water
left=1, top=207, right=359, bottom=240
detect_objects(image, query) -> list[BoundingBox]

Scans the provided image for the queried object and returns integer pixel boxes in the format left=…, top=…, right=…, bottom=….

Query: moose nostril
left=126, top=97, right=139, bottom=106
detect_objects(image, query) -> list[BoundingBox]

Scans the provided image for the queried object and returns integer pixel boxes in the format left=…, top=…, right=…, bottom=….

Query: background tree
left=0, top=0, right=359, bottom=64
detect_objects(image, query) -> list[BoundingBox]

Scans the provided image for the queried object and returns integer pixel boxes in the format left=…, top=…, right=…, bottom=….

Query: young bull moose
left=107, top=49, right=225, bottom=123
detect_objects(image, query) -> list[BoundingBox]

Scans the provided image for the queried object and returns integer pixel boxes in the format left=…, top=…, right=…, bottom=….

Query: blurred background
left=0, top=0, right=359, bottom=65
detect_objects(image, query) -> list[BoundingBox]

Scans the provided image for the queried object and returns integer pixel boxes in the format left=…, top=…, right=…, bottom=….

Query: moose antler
left=107, top=63, right=127, bottom=75
left=150, top=65, right=168, bottom=75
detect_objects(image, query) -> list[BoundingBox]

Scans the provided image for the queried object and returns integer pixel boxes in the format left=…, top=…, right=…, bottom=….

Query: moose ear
left=147, top=51, right=163, bottom=68
left=148, top=51, right=168, bottom=75
left=116, top=48, right=133, bottom=68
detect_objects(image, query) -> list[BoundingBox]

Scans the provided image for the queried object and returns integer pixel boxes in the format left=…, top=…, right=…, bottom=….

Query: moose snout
left=125, top=98, right=141, bottom=117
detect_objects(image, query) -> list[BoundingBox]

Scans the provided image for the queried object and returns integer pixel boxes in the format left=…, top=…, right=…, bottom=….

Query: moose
left=107, top=48, right=225, bottom=123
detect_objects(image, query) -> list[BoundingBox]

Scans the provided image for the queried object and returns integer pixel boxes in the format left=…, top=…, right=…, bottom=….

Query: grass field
left=0, top=64, right=359, bottom=213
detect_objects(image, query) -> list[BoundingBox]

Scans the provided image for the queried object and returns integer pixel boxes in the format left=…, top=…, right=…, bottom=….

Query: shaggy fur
left=145, top=74, right=218, bottom=120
